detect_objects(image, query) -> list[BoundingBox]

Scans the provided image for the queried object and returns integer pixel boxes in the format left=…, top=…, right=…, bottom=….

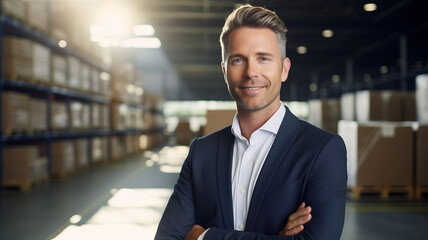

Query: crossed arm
left=185, top=202, right=313, bottom=240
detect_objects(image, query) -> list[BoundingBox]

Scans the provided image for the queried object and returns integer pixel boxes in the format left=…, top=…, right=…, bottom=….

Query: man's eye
left=232, top=58, right=242, bottom=64
left=259, top=57, right=269, bottom=62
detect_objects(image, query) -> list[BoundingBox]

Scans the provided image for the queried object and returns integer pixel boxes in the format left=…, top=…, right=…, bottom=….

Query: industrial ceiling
left=114, top=0, right=428, bottom=101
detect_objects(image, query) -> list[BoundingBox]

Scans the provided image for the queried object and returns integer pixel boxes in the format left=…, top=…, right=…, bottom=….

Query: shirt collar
left=231, top=104, right=286, bottom=139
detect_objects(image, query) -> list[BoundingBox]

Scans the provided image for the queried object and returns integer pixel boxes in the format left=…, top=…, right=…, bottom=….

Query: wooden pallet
left=415, top=186, right=428, bottom=199
left=348, top=186, right=414, bottom=200
left=2, top=176, right=49, bottom=192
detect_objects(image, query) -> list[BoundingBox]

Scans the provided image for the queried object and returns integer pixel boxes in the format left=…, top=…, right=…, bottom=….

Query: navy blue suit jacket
left=155, top=107, right=347, bottom=239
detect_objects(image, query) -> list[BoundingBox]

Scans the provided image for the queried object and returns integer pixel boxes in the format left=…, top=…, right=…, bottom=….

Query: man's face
left=222, top=27, right=291, bottom=113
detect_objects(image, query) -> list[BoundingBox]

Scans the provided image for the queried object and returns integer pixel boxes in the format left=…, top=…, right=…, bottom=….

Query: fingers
left=279, top=202, right=312, bottom=236
left=285, top=211, right=312, bottom=232
left=288, top=202, right=311, bottom=223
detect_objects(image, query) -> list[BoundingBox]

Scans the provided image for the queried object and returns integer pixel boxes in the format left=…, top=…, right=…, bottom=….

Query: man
left=155, top=4, right=347, bottom=240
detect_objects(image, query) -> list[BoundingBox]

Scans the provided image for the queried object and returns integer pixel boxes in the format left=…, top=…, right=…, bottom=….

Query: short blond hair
left=220, top=4, right=288, bottom=63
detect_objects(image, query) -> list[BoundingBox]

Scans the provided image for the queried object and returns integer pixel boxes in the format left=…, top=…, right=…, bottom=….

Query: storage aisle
left=1, top=144, right=428, bottom=240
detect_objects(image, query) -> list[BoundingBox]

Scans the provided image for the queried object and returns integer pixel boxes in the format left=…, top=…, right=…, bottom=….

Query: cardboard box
left=2, top=0, right=25, bottom=22
left=356, top=90, right=402, bottom=122
left=92, top=137, right=108, bottom=163
left=51, top=141, right=75, bottom=176
left=204, top=110, right=236, bottom=136
left=81, top=64, right=91, bottom=91
left=111, top=103, right=127, bottom=130
left=341, top=92, right=355, bottom=121
left=68, top=57, right=80, bottom=89
left=2, top=145, right=47, bottom=183
left=51, top=101, right=68, bottom=130
left=52, top=54, right=67, bottom=86
left=175, top=120, right=193, bottom=145
left=91, top=68, right=100, bottom=94
left=416, top=125, right=428, bottom=187
left=308, top=99, right=341, bottom=134
left=70, top=101, right=84, bottom=129
left=25, top=1, right=48, bottom=33
left=30, top=98, right=47, bottom=131
left=338, top=120, right=413, bottom=187
left=111, top=136, right=125, bottom=160
left=2, top=37, right=32, bottom=79
left=404, top=92, right=416, bottom=121
left=82, top=103, right=90, bottom=128
left=91, top=103, right=100, bottom=128
left=101, top=104, right=110, bottom=129
left=32, top=42, right=50, bottom=83
left=2, top=91, right=30, bottom=132
left=74, top=139, right=89, bottom=169
left=416, top=74, right=428, bottom=123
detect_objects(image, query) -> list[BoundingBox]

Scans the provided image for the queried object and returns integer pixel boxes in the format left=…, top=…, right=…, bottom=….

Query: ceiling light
left=58, top=40, right=67, bottom=48
left=133, top=25, right=155, bottom=36
left=322, top=30, right=334, bottom=38
left=380, top=66, right=388, bottom=74
left=364, top=3, right=377, bottom=12
left=309, top=83, right=317, bottom=92
left=364, top=74, right=371, bottom=82
left=297, top=46, right=307, bottom=54
left=332, top=75, right=340, bottom=83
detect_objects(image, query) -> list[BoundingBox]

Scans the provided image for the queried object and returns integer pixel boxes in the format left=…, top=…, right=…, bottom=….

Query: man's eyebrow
left=255, top=52, right=274, bottom=56
left=228, top=53, right=245, bottom=59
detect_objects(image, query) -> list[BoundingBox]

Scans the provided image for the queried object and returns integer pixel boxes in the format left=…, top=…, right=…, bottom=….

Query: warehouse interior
left=0, top=0, right=428, bottom=239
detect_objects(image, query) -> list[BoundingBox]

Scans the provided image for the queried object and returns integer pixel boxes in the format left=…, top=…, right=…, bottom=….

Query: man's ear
left=222, top=62, right=227, bottom=82
left=281, top=58, right=291, bottom=83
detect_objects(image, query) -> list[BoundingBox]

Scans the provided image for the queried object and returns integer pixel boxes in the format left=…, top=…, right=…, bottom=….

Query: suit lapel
left=245, top=107, right=301, bottom=231
left=216, top=127, right=235, bottom=229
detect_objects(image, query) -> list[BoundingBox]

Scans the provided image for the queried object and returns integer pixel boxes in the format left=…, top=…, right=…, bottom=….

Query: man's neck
left=237, top=101, right=281, bottom=141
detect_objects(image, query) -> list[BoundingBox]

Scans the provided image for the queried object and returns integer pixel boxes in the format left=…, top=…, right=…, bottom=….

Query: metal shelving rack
left=0, top=0, right=165, bottom=187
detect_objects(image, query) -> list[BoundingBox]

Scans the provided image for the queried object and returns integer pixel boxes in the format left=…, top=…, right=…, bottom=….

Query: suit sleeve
left=154, top=139, right=198, bottom=240
left=203, top=135, right=348, bottom=240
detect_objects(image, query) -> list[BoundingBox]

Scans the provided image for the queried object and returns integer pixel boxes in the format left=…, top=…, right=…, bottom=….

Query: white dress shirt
left=198, top=104, right=286, bottom=239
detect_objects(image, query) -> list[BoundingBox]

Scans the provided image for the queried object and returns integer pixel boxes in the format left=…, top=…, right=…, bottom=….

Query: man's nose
left=245, top=59, right=259, bottom=79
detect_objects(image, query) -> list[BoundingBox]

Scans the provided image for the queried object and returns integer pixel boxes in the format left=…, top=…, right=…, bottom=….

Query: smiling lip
left=240, top=86, right=264, bottom=90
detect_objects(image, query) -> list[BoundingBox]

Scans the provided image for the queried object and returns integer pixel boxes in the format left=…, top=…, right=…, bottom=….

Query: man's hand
left=279, top=202, right=312, bottom=236
left=185, top=225, right=206, bottom=240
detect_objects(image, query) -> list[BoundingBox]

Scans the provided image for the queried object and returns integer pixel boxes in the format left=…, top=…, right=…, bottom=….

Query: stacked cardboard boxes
left=51, top=101, right=68, bottom=130
left=2, top=0, right=25, bottom=22
left=52, top=54, right=67, bottom=86
left=51, top=140, right=75, bottom=178
left=340, top=93, right=355, bottom=121
left=25, top=1, right=48, bottom=33
left=204, top=110, right=236, bottom=136
left=92, top=137, right=108, bottom=164
left=30, top=98, right=47, bottom=131
left=2, top=37, right=32, bottom=80
left=111, top=136, right=125, bottom=161
left=2, top=91, right=30, bottom=133
left=416, top=125, right=428, bottom=193
left=416, top=74, right=428, bottom=123
left=2, top=145, right=47, bottom=186
left=74, top=139, right=89, bottom=170
left=68, top=57, right=81, bottom=90
left=308, top=99, right=341, bottom=134
left=356, top=90, right=402, bottom=122
left=339, top=121, right=413, bottom=188
left=32, top=42, right=50, bottom=83
left=175, top=120, right=193, bottom=146
left=81, top=64, right=91, bottom=92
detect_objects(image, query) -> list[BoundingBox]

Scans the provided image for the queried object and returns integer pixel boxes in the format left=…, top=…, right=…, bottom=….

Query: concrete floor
left=1, top=144, right=428, bottom=240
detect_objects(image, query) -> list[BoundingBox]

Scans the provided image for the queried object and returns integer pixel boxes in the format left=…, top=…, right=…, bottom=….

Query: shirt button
left=238, top=224, right=244, bottom=230
left=240, top=189, right=245, bottom=194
